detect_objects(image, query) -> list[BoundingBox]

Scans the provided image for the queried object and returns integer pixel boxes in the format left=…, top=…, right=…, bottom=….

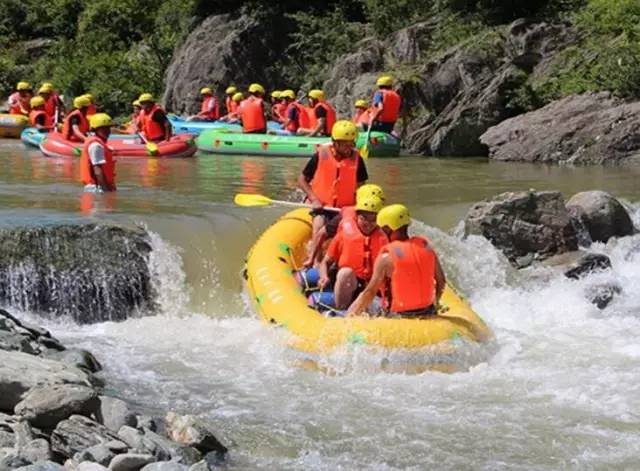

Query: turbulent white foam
left=37, top=202, right=640, bottom=469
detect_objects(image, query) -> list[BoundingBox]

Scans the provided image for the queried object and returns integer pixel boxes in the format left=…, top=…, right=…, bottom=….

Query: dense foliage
left=1, top=0, right=638, bottom=117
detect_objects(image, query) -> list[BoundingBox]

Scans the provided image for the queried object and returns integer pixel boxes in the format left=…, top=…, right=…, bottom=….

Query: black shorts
left=390, top=305, right=436, bottom=318
left=371, top=121, right=394, bottom=133
left=310, top=208, right=336, bottom=222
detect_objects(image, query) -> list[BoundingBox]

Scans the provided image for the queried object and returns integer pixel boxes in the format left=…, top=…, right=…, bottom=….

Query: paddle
left=137, top=133, right=159, bottom=156
left=359, top=125, right=373, bottom=159
left=234, top=193, right=338, bottom=211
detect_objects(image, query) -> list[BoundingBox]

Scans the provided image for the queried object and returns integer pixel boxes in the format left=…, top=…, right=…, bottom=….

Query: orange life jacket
left=240, top=96, right=266, bottom=133
left=310, top=143, right=359, bottom=208
left=272, top=102, right=287, bottom=123
left=299, top=105, right=313, bottom=129
left=9, top=92, right=30, bottom=115
left=87, top=103, right=97, bottom=116
left=200, top=95, right=219, bottom=120
left=285, top=102, right=304, bottom=132
left=352, top=109, right=370, bottom=126
left=62, top=109, right=89, bottom=142
left=382, top=237, right=436, bottom=313
left=310, top=101, right=336, bottom=136
left=43, top=94, right=60, bottom=122
left=225, top=96, right=234, bottom=114
left=80, top=135, right=115, bottom=188
left=374, top=89, right=401, bottom=124
left=142, top=104, right=167, bottom=142
left=29, top=109, right=50, bottom=127
left=333, top=218, right=388, bottom=280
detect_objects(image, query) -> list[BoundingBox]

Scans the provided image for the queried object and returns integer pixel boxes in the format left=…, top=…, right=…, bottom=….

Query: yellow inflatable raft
left=0, top=113, right=29, bottom=138
left=245, top=208, right=493, bottom=372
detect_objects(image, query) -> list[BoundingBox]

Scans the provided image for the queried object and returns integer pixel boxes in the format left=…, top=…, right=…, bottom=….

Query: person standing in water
left=80, top=113, right=116, bottom=193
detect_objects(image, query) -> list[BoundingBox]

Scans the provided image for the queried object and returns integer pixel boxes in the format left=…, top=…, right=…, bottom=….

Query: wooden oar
left=359, top=125, right=373, bottom=159
left=234, top=193, right=337, bottom=211
left=137, top=133, right=159, bottom=156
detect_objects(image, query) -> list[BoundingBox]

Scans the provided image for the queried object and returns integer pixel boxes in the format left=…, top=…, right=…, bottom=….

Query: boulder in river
left=566, top=191, right=636, bottom=243
left=464, top=190, right=579, bottom=267
left=564, top=253, right=612, bottom=280
left=164, top=413, right=227, bottom=458
left=480, top=92, right=640, bottom=164
left=0, top=224, right=155, bottom=324
left=50, top=415, right=125, bottom=460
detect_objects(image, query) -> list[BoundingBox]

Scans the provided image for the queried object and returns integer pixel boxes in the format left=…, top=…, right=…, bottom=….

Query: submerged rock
left=0, top=224, right=155, bottom=324
left=481, top=92, right=640, bottom=164
left=164, top=413, right=226, bottom=458
left=566, top=191, right=636, bottom=243
left=564, top=253, right=612, bottom=280
left=585, top=282, right=621, bottom=310
left=464, top=190, right=578, bottom=267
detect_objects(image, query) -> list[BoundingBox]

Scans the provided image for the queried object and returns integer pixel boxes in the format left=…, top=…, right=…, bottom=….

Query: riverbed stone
left=164, top=413, right=226, bottom=457
left=564, top=253, right=612, bottom=280
left=98, top=397, right=136, bottom=433
left=566, top=191, right=635, bottom=243
left=50, top=416, right=125, bottom=459
left=77, top=463, right=109, bottom=471
left=0, top=351, right=94, bottom=412
left=15, top=384, right=99, bottom=429
left=108, top=453, right=154, bottom=471
left=141, top=462, right=187, bottom=471
left=45, top=350, right=102, bottom=374
left=464, top=190, right=579, bottom=267
left=14, top=461, right=64, bottom=470
left=74, top=444, right=115, bottom=467
left=0, top=224, right=155, bottom=324
left=140, top=431, right=200, bottom=466
left=117, top=427, right=164, bottom=460
left=585, top=282, right=621, bottom=310
left=18, top=438, right=53, bottom=463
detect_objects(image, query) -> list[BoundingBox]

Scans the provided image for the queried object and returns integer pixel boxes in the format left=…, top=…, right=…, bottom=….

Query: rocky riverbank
left=0, top=309, right=227, bottom=471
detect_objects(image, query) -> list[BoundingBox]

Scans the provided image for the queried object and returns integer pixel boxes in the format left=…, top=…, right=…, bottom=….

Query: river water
left=2, top=139, right=640, bottom=469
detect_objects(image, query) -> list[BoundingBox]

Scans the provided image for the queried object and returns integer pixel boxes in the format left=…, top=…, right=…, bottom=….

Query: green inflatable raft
left=196, top=129, right=401, bottom=158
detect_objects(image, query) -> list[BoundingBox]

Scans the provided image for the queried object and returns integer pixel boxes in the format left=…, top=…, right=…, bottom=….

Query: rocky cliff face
left=162, top=13, right=291, bottom=114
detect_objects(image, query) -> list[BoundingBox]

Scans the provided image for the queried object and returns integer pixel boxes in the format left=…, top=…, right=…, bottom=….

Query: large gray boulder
left=464, top=190, right=579, bottom=267
left=50, top=416, right=125, bottom=460
left=0, top=224, right=154, bottom=324
left=162, top=13, right=291, bottom=114
left=566, top=191, right=636, bottom=242
left=14, top=384, right=99, bottom=430
left=0, top=351, right=94, bottom=412
left=481, top=92, right=640, bottom=164
left=98, top=397, right=136, bottom=433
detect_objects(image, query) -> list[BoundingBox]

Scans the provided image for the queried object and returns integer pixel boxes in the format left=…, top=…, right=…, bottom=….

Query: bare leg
left=334, top=267, right=358, bottom=309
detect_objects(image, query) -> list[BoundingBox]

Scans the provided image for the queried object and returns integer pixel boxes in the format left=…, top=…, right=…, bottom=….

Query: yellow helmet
left=38, top=85, right=51, bottom=94
left=376, top=75, right=393, bottom=87
left=281, top=89, right=295, bottom=100
left=354, top=99, right=368, bottom=108
left=232, top=92, right=244, bottom=102
left=377, top=204, right=411, bottom=230
left=331, top=120, right=358, bottom=141
left=355, top=196, right=383, bottom=214
left=41, top=82, right=54, bottom=89
left=248, top=83, right=265, bottom=95
left=271, top=90, right=281, bottom=98
left=308, top=89, right=324, bottom=100
left=84, top=93, right=94, bottom=102
left=30, top=96, right=45, bottom=108
left=200, top=87, right=212, bottom=95
left=225, top=86, right=237, bottom=95
left=17, top=81, right=31, bottom=91
left=138, top=93, right=154, bottom=103
left=89, top=113, right=113, bottom=129
left=73, top=95, right=90, bottom=109
left=356, top=184, right=385, bottom=203
left=132, top=99, right=141, bottom=107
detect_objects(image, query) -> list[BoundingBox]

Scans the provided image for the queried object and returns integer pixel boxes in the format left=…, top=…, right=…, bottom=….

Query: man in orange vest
left=296, top=89, right=336, bottom=137
left=62, top=96, right=91, bottom=142
left=240, top=83, right=267, bottom=133
left=298, top=120, right=368, bottom=243
left=224, top=86, right=237, bottom=114
left=80, top=113, right=116, bottom=192
left=347, top=204, right=446, bottom=318
left=368, top=75, right=401, bottom=134
left=8, top=81, right=33, bottom=116
left=219, top=92, right=243, bottom=123
left=138, top=93, right=171, bottom=142
left=276, top=89, right=303, bottom=135
left=317, top=196, right=388, bottom=309
left=189, top=87, right=219, bottom=121
left=352, top=99, right=371, bottom=129
left=38, top=83, right=65, bottom=125
left=28, top=96, right=51, bottom=129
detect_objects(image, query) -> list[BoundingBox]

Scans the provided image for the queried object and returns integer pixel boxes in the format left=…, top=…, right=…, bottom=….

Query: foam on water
left=25, top=202, right=640, bottom=469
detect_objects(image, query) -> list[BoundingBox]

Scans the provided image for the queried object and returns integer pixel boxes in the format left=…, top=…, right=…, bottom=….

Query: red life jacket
left=43, top=95, right=60, bottom=123
left=299, top=105, right=313, bottom=129
left=285, top=101, right=305, bottom=132
left=272, top=102, right=287, bottom=123
left=382, top=237, right=436, bottom=313
left=86, top=103, right=97, bottom=116
left=374, top=89, right=401, bottom=124
left=352, top=109, right=370, bottom=126
left=240, top=96, right=266, bottom=133
left=225, top=96, right=234, bottom=114
left=331, top=218, right=388, bottom=280
left=142, top=104, right=168, bottom=142
left=29, top=109, right=50, bottom=127
left=310, top=143, right=359, bottom=208
left=9, top=92, right=30, bottom=115
left=310, top=101, right=336, bottom=136
left=200, top=95, right=219, bottom=120
left=62, top=109, right=89, bottom=142
left=80, top=136, right=115, bottom=188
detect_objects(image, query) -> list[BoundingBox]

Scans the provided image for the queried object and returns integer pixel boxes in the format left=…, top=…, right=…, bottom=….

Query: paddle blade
left=234, top=193, right=274, bottom=207
left=359, top=144, right=370, bottom=159
left=146, top=142, right=159, bottom=156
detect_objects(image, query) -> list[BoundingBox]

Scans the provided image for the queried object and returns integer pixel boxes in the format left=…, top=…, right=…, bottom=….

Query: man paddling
left=138, top=93, right=171, bottom=143
left=80, top=113, right=116, bottom=193
left=62, top=96, right=91, bottom=142
left=347, top=204, right=446, bottom=318
left=296, top=89, right=336, bottom=137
